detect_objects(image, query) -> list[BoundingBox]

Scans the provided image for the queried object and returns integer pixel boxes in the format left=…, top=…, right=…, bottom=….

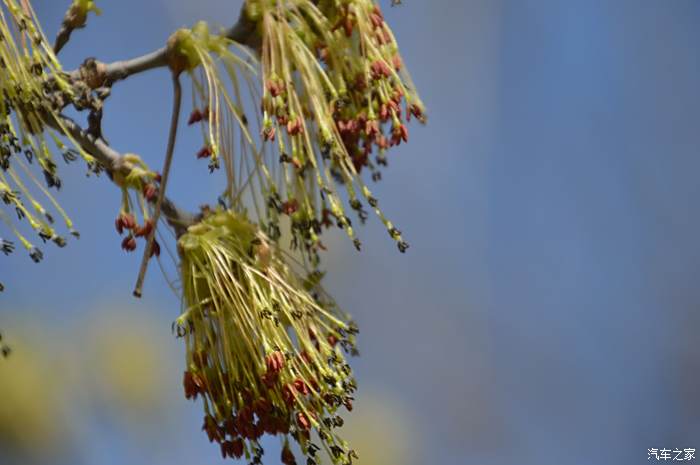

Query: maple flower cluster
left=0, top=2, right=425, bottom=464
left=0, top=0, right=102, bottom=289
left=251, top=0, right=425, bottom=261
left=181, top=0, right=426, bottom=268
left=170, top=2, right=425, bottom=463
left=111, top=154, right=162, bottom=256
left=177, top=209, right=359, bottom=465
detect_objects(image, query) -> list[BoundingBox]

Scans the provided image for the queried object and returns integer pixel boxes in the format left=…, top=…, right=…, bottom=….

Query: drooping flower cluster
left=0, top=0, right=98, bottom=277
left=249, top=0, right=426, bottom=261
left=111, top=154, right=162, bottom=256
left=177, top=209, right=359, bottom=465
left=167, top=21, right=262, bottom=179
left=170, top=2, right=425, bottom=463
left=180, top=1, right=425, bottom=267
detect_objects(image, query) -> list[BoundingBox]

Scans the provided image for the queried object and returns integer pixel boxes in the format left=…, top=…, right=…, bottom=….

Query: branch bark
left=69, top=4, right=258, bottom=85
left=51, top=5, right=259, bottom=237
left=47, top=114, right=197, bottom=237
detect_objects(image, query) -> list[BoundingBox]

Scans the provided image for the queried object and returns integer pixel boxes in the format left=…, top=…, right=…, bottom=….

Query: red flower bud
left=262, top=371, right=278, bottom=388
left=373, top=5, right=384, bottom=21
left=371, top=60, right=392, bottom=80
left=115, top=216, right=124, bottom=235
left=390, top=124, right=409, bottom=146
left=296, top=411, right=311, bottom=431
left=343, top=15, right=354, bottom=37
left=265, top=351, right=285, bottom=374
left=231, top=439, right=244, bottom=458
left=134, top=219, right=154, bottom=238
left=286, top=117, right=303, bottom=136
left=344, top=397, right=354, bottom=412
left=224, top=416, right=238, bottom=437
left=293, top=378, right=310, bottom=396
left=183, top=371, right=206, bottom=400
left=262, top=126, right=276, bottom=141
left=283, top=384, right=296, bottom=406
left=408, top=103, right=426, bottom=123
left=282, top=199, right=299, bottom=215
left=196, top=145, right=213, bottom=159
left=253, top=397, right=273, bottom=416
left=118, top=212, right=137, bottom=231
left=121, top=236, right=136, bottom=252
left=221, top=439, right=244, bottom=459
left=370, top=12, right=384, bottom=29
left=188, top=109, right=203, bottom=125
left=266, top=80, right=284, bottom=97
left=365, top=119, right=380, bottom=140
left=202, top=415, right=223, bottom=443
left=143, top=183, right=157, bottom=202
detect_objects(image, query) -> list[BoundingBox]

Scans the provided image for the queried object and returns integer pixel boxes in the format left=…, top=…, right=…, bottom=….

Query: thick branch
left=47, top=115, right=197, bottom=236
left=69, top=5, right=258, bottom=85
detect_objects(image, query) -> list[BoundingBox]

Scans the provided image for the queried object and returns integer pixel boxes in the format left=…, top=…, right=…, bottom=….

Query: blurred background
left=2, top=1, right=700, bottom=464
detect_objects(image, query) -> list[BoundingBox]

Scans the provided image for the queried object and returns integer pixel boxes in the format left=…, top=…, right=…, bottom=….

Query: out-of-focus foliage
left=84, top=309, right=174, bottom=416
left=342, top=390, right=420, bottom=465
left=0, top=324, right=72, bottom=460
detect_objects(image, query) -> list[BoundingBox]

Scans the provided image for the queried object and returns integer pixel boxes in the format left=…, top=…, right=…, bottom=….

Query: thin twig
left=67, top=4, right=258, bottom=85
left=133, top=72, right=182, bottom=298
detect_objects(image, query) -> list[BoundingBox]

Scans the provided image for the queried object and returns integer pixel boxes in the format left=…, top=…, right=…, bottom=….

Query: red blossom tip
left=121, top=235, right=136, bottom=252
left=196, top=146, right=213, bottom=159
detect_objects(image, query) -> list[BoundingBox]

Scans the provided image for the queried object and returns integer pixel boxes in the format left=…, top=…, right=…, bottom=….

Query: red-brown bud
left=183, top=371, right=206, bottom=400
left=296, top=411, right=311, bottom=431
left=371, top=60, right=392, bottom=80
left=293, top=378, right=310, bottom=396
left=224, top=416, right=238, bottom=437
left=286, top=117, right=303, bottom=136
left=121, top=236, right=137, bottom=252
left=344, top=397, right=354, bottom=412
left=265, top=350, right=285, bottom=374
left=283, top=384, right=296, bottom=406
left=390, top=124, right=409, bottom=146
left=221, top=438, right=244, bottom=458
left=196, top=146, right=213, bottom=159
left=262, top=126, right=276, bottom=141
left=143, top=183, right=157, bottom=202
left=187, top=109, right=203, bottom=125
left=202, top=415, right=223, bottom=443
left=134, top=219, right=154, bottom=238
left=116, top=212, right=137, bottom=234
left=282, top=199, right=299, bottom=215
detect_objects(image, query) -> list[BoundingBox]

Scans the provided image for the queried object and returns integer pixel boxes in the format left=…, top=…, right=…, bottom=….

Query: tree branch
left=69, top=4, right=258, bottom=85
left=133, top=72, right=182, bottom=298
left=46, top=114, right=197, bottom=237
